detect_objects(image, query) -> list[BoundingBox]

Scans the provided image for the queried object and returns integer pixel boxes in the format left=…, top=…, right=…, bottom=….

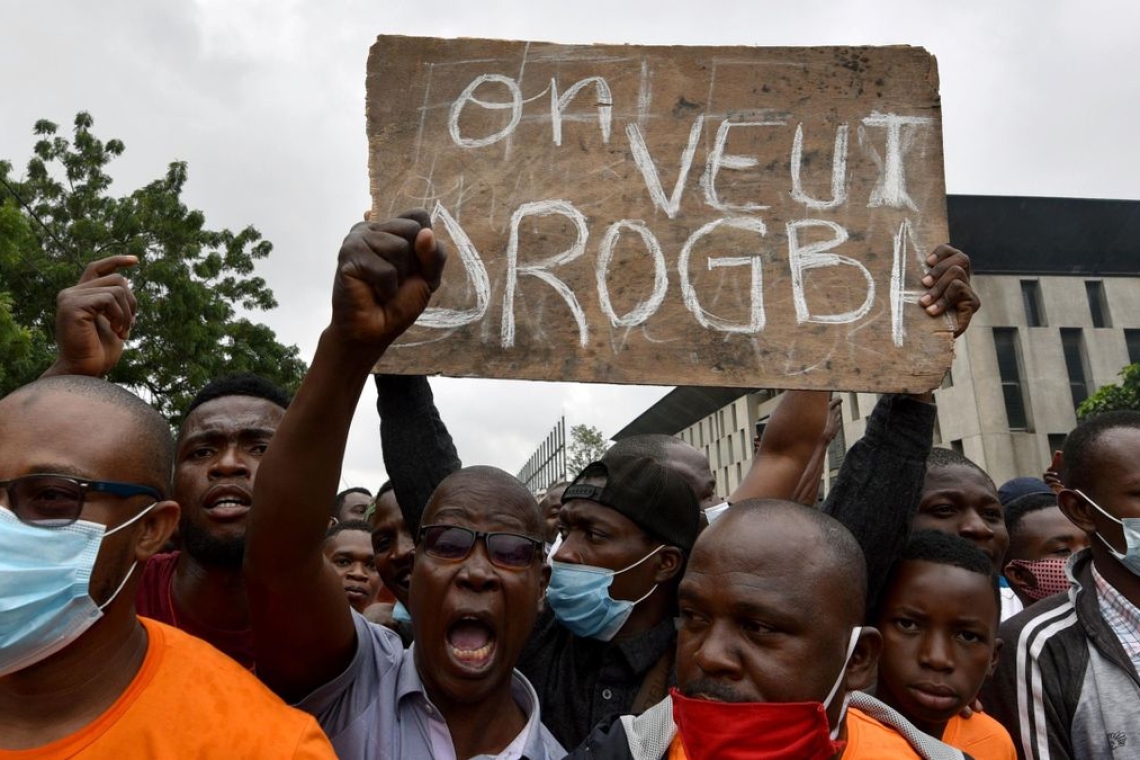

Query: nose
left=457, top=538, right=501, bottom=592
left=394, top=530, right=415, bottom=562
left=553, top=532, right=583, bottom=565
left=347, top=563, right=370, bottom=582
left=918, top=631, right=954, bottom=672
left=958, top=508, right=995, bottom=543
left=690, top=621, right=743, bottom=679
left=209, top=444, right=250, bottom=478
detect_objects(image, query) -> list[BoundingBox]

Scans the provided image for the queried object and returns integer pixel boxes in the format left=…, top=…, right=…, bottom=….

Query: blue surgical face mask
left=547, top=545, right=664, bottom=641
left=392, top=600, right=412, bottom=624
left=0, top=503, right=154, bottom=676
left=1076, top=489, right=1140, bottom=577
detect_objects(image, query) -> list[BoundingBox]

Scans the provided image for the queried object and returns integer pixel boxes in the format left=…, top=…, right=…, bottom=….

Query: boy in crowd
left=569, top=500, right=970, bottom=759
left=0, top=376, right=334, bottom=758
left=1001, top=492, right=1088, bottom=608
left=874, top=531, right=1014, bottom=759
left=333, top=487, right=373, bottom=524
left=323, top=520, right=382, bottom=613
left=984, top=411, right=1140, bottom=760
left=244, top=213, right=563, bottom=759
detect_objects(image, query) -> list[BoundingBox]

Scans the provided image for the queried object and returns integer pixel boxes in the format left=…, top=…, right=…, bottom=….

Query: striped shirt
left=1092, top=564, right=1140, bottom=675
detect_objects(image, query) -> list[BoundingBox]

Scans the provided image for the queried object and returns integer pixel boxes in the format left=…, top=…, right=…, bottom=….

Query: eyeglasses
left=0, top=474, right=162, bottom=527
left=419, top=524, right=542, bottom=569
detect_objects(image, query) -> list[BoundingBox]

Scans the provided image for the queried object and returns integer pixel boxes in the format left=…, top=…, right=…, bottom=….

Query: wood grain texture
left=367, top=35, right=953, bottom=392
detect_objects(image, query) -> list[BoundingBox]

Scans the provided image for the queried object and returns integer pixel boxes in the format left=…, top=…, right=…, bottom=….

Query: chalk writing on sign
left=367, top=36, right=952, bottom=392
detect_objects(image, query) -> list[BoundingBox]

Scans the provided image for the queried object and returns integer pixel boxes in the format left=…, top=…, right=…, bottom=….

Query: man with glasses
left=985, top=410, right=1140, bottom=760
left=244, top=213, right=563, bottom=759
left=0, top=375, right=335, bottom=758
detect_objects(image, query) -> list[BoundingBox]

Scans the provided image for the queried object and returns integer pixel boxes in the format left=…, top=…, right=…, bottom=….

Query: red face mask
left=1005, top=557, right=1070, bottom=601
left=671, top=689, right=845, bottom=760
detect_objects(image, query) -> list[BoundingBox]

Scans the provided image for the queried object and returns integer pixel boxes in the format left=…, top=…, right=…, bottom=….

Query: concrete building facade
left=613, top=195, right=1140, bottom=498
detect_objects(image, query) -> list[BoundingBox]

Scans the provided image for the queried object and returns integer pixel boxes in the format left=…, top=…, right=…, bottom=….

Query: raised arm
left=824, top=244, right=979, bottom=615
left=245, top=213, right=445, bottom=702
left=41, top=254, right=138, bottom=378
left=729, top=390, right=832, bottom=503
left=374, top=373, right=461, bottom=537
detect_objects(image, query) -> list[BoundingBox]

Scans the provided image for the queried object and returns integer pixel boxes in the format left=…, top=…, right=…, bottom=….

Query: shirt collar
left=397, top=646, right=558, bottom=760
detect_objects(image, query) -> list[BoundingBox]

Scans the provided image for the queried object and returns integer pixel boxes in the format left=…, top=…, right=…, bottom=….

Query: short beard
left=179, top=518, right=245, bottom=569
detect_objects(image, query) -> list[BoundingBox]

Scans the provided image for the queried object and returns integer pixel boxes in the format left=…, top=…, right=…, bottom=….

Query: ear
left=1004, top=562, right=1037, bottom=599
left=1057, top=488, right=1096, bottom=533
left=654, top=546, right=685, bottom=584
left=988, top=637, right=1003, bottom=678
left=844, top=626, right=882, bottom=692
left=134, top=500, right=180, bottom=562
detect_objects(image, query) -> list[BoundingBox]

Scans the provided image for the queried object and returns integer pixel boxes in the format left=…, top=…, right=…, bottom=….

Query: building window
left=1085, top=281, right=1112, bottom=328
left=950, top=439, right=964, bottom=456
left=1061, top=328, right=1091, bottom=409
left=1021, top=280, right=1045, bottom=327
left=993, top=328, right=1031, bottom=431
left=932, top=413, right=942, bottom=445
left=941, top=367, right=954, bottom=389
left=731, top=403, right=738, bottom=432
left=847, top=392, right=859, bottom=420
left=1126, top=329, right=1140, bottom=365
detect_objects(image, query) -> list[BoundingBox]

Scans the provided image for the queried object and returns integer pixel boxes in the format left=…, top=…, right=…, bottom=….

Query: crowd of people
left=0, top=213, right=1136, bottom=760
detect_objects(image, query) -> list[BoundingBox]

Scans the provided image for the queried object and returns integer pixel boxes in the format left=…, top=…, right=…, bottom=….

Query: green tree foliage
left=567, top=423, right=611, bottom=477
left=1078, top=363, right=1140, bottom=418
left=0, top=112, right=306, bottom=423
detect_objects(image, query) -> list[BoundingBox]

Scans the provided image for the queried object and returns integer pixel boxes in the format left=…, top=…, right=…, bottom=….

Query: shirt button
left=602, top=689, right=613, bottom=700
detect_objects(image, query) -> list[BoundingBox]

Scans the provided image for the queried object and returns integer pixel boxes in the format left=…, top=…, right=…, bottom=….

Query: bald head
left=424, top=466, right=542, bottom=540
left=1, top=376, right=174, bottom=493
left=694, top=499, right=867, bottom=624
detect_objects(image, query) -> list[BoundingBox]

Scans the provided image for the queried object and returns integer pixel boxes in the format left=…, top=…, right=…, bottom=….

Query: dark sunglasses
left=0, top=474, right=162, bottom=527
left=419, top=524, right=542, bottom=569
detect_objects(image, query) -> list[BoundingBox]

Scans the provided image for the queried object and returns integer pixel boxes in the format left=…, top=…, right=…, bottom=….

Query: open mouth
left=203, top=487, right=253, bottom=520
left=445, top=617, right=497, bottom=672
left=908, top=683, right=960, bottom=713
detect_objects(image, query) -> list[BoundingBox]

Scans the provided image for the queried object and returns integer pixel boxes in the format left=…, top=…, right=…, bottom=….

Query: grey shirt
left=296, top=612, right=566, bottom=760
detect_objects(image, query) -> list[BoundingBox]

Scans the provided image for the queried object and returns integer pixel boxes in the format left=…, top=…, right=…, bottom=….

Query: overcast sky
left=3, top=0, right=1138, bottom=492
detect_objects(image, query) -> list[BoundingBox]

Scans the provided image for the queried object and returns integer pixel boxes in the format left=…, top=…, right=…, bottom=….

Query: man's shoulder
left=998, top=592, right=1084, bottom=667
left=127, top=618, right=334, bottom=755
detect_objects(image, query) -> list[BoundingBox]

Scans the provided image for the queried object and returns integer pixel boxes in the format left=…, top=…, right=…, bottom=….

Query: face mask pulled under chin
left=0, top=504, right=154, bottom=676
left=671, top=626, right=862, bottom=760
left=1076, top=489, right=1140, bottom=577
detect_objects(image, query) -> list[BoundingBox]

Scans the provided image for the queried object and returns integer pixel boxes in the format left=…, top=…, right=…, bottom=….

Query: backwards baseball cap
left=562, top=453, right=700, bottom=553
left=998, top=477, right=1052, bottom=507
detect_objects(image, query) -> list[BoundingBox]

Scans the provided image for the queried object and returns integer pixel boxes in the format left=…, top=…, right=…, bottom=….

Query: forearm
left=731, top=390, right=829, bottom=502
left=375, top=373, right=461, bottom=536
left=249, top=329, right=377, bottom=582
left=822, top=393, right=935, bottom=614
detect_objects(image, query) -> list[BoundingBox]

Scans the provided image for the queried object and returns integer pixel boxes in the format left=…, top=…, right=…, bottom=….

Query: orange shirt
left=941, top=712, right=1017, bottom=760
left=0, top=618, right=335, bottom=760
left=841, top=707, right=923, bottom=758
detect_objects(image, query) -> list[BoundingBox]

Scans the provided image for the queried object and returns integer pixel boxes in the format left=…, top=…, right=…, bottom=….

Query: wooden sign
left=366, top=35, right=953, bottom=392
